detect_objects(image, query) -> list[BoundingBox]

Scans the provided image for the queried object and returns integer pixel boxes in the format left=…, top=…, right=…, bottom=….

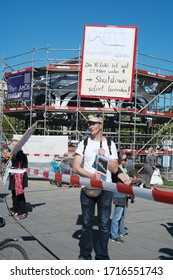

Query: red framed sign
left=79, top=25, right=138, bottom=100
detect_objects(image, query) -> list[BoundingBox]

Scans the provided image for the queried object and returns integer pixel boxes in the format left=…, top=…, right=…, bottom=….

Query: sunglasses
left=122, top=158, right=127, bottom=161
left=88, top=121, right=101, bottom=126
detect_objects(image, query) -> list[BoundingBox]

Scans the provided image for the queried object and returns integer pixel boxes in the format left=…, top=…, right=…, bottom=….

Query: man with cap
left=73, top=115, right=118, bottom=260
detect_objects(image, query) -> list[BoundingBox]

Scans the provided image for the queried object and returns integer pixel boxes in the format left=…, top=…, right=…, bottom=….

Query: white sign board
left=79, top=25, right=138, bottom=100
left=12, top=135, right=68, bottom=163
left=10, top=121, right=37, bottom=156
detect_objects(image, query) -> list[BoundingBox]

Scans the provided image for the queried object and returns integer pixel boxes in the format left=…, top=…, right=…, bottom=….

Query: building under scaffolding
left=0, top=80, right=7, bottom=174
left=1, top=47, right=173, bottom=178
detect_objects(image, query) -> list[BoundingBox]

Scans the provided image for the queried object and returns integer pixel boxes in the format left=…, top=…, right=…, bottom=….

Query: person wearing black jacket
left=8, top=149, right=28, bottom=219
left=110, top=151, right=132, bottom=243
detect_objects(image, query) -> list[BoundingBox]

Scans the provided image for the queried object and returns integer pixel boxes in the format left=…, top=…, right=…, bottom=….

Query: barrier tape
left=27, top=168, right=173, bottom=205
left=25, top=153, right=68, bottom=157
left=0, top=152, right=68, bottom=157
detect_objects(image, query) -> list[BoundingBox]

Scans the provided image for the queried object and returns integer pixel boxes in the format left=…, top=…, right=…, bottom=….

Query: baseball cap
left=87, top=114, right=103, bottom=124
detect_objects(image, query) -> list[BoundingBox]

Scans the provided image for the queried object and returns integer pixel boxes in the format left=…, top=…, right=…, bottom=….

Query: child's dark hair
left=118, top=150, right=126, bottom=163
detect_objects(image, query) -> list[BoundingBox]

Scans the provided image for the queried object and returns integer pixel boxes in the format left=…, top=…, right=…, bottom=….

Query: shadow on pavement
left=26, top=202, right=46, bottom=213
left=159, top=222, right=173, bottom=259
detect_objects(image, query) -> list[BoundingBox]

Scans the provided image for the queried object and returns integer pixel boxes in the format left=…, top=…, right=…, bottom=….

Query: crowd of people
left=1, top=114, right=158, bottom=260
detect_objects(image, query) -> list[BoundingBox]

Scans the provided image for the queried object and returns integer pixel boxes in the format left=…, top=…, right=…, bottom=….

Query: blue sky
left=1, top=0, right=173, bottom=76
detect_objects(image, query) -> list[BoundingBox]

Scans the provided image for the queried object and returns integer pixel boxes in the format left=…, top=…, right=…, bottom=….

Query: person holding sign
left=7, top=140, right=28, bottom=219
left=72, top=115, right=118, bottom=260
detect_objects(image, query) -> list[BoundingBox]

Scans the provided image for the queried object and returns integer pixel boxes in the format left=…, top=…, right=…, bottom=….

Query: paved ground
left=0, top=179, right=173, bottom=260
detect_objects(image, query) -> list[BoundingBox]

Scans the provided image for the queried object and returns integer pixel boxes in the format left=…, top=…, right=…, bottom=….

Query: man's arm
left=108, top=141, right=119, bottom=173
left=108, top=159, right=119, bottom=173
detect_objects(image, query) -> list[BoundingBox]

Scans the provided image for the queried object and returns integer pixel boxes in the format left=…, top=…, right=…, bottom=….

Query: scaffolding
left=0, top=80, right=7, bottom=174
left=0, top=81, right=3, bottom=145
left=2, top=47, right=173, bottom=177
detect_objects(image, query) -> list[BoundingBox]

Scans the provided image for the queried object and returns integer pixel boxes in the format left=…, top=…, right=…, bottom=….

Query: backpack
left=82, top=137, right=112, bottom=155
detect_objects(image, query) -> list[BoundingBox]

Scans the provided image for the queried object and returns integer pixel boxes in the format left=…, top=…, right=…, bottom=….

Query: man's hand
left=92, top=171, right=102, bottom=180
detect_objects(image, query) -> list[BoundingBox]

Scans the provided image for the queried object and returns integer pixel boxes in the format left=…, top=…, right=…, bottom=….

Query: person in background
left=72, top=115, right=118, bottom=260
left=140, top=147, right=156, bottom=188
left=8, top=140, right=28, bottom=219
left=110, top=150, right=132, bottom=243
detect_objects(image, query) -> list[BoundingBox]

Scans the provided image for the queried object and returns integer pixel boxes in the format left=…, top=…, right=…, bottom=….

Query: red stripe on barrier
left=44, top=154, right=50, bottom=157
left=70, top=175, right=81, bottom=186
left=55, top=173, right=62, bottom=182
left=90, top=179, right=103, bottom=189
left=43, top=170, right=49, bottom=179
left=34, top=154, right=40, bottom=157
left=152, top=189, right=173, bottom=205
left=117, top=184, right=134, bottom=195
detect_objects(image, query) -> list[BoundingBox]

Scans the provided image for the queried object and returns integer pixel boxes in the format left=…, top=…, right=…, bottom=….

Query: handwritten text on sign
left=79, top=25, right=137, bottom=100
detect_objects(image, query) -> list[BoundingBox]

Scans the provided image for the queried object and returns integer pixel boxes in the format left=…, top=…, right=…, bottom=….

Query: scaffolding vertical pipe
left=132, top=51, right=138, bottom=163
left=44, top=46, right=50, bottom=135
left=0, top=83, right=3, bottom=142
left=30, top=47, right=35, bottom=129
left=75, top=45, right=82, bottom=141
left=0, top=80, right=5, bottom=175
left=117, top=109, right=121, bottom=150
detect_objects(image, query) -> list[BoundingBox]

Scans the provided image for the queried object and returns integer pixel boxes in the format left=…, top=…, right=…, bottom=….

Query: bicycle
left=0, top=216, right=29, bottom=260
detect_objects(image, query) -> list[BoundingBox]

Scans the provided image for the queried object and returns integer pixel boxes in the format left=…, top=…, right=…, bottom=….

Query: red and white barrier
left=25, top=153, right=68, bottom=157
left=27, top=168, right=173, bottom=205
